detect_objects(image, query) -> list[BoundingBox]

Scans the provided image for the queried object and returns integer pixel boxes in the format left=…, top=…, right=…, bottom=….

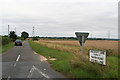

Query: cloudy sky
left=0, top=0, right=119, bottom=38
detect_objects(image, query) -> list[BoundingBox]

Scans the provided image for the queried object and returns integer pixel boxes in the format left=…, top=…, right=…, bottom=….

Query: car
left=15, top=40, right=22, bottom=46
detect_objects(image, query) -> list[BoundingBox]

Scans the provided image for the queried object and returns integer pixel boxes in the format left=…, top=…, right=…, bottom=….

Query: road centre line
left=16, top=55, right=20, bottom=62
left=14, top=55, right=21, bottom=67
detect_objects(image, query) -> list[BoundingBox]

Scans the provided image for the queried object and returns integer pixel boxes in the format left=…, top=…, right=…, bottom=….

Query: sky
left=0, top=0, right=119, bottom=38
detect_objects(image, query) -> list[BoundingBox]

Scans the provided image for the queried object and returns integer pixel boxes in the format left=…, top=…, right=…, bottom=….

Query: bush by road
left=0, top=36, right=14, bottom=53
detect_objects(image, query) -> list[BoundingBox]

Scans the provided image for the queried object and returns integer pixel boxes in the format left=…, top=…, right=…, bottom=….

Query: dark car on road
left=15, top=40, right=22, bottom=46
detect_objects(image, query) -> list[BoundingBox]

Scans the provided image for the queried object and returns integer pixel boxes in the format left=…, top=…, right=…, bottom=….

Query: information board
left=89, top=50, right=106, bottom=65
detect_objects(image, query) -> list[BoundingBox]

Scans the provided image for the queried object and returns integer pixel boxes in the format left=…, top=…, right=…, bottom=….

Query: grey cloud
left=1, top=0, right=119, bottom=38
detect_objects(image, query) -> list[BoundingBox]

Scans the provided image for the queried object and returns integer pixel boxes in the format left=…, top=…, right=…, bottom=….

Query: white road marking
left=16, top=55, right=20, bottom=62
left=33, top=66, right=50, bottom=78
left=7, top=76, right=10, bottom=80
left=13, top=63, right=16, bottom=67
left=14, top=55, right=20, bottom=67
left=27, top=65, right=50, bottom=78
left=44, top=69, right=46, bottom=70
left=27, top=66, right=35, bottom=78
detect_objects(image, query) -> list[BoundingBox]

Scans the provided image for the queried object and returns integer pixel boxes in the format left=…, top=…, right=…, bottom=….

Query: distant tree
left=21, top=31, right=29, bottom=40
left=9, top=31, right=17, bottom=41
left=3, top=35, right=8, bottom=37
left=32, top=36, right=39, bottom=41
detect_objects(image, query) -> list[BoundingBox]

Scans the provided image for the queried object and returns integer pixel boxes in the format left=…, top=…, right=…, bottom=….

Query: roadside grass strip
left=0, top=42, right=14, bottom=53
left=29, top=40, right=119, bottom=78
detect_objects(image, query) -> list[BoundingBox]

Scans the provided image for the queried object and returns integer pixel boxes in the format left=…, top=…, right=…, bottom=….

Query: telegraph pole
left=108, top=31, right=110, bottom=39
left=91, top=32, right=92, bottom=38
left=8, top=25, right=9, bottom=37
left=32, top=26, right=35, bottom=37
left=15, top=27, right=16, bottom=34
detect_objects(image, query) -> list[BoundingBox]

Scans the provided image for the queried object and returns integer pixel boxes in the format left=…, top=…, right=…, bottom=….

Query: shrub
left=32, top=36, right=39, bottom=41
left=1, top=36, right=12, bottom=46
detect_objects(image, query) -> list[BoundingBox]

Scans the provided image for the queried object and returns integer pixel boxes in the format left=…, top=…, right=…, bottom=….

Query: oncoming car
left=15, top=40, right=22, bottom=46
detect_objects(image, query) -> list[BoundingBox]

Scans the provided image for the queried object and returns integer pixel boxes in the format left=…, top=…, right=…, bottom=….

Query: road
left=2, top=41, right=65, bottom=79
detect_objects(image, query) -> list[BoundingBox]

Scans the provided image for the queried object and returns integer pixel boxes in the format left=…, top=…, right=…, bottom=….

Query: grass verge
left=0, top=42, right=14, bottom=53
left=29, top=40, right=119, bottom=78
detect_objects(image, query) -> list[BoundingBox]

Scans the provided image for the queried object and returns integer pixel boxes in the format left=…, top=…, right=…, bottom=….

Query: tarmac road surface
left=2, top=41, right=65, bottom=79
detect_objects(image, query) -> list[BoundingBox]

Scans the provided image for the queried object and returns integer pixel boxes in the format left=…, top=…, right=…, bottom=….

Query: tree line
left=32, top=37, right=119, bottom=41
left=8, top=31, right=29, bottom=41
left=0, top=31, right=29, bottom=46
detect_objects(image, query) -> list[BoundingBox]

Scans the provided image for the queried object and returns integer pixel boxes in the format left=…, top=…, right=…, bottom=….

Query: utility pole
left=108, top=31, right=110, bottom=39
left=32, top=26, right=35, bottom=37
left=91, top=32, right=92, bottom=38
left=15, top=27, right=16, bottom=34
left=8, top=25, right=9, bottom=37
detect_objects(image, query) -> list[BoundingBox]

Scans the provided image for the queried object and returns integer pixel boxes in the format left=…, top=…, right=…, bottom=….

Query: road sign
left=75, top=32, right=89, bottom=46
left=75, top=32, right=89, bottom=60
left=89, top=50, right=106, bottom=65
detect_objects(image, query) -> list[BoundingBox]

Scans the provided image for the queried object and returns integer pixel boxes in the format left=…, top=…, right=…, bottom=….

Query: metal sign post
left=75, top=32, right=89, bottom=60
left=80, top=36, right=84, bottom=60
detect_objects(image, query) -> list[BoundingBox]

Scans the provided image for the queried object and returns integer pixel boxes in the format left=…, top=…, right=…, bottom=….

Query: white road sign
left=89, top=50, right=106, bottom=65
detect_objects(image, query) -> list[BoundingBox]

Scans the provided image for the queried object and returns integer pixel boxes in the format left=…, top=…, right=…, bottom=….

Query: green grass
left=0, top=42, right=14, bottom=53
left=29, top=40, right=119, bottom=78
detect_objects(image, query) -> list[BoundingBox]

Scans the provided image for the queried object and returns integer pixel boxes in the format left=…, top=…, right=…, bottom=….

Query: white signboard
left=89, top=50, right=106, bottom=65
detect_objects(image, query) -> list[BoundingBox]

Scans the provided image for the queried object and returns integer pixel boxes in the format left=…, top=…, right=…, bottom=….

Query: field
left=29, top=39, right=119, bottom=78
left=35, top=39, right=119, bottom=56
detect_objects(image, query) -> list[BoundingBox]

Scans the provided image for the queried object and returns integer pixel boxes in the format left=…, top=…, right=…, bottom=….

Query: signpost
left=89, top=50, right=106, bottom=65
left=75, top=32, right=89, bottom=60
